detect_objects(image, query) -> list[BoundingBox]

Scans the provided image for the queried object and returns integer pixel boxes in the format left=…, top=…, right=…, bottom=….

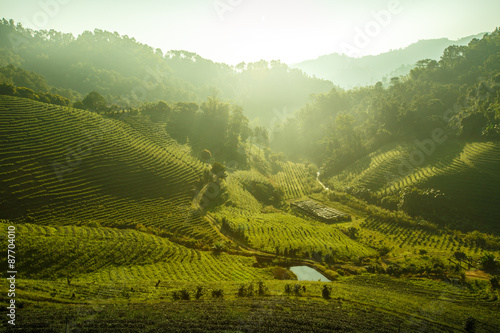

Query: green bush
left=211, top=289, right=224, bottom=298
left=271, top=266, right=297, bottom=280
left=194, top=286, right=204, bottom=299
left=257, top=281, right=268, bottom=296
left=172, top=289, right=190, bottom=301
left=480, top=252, right=497, bottom=272
left=284, top=284, right=292, bottom=295
left=464, top=316, right=477, bottom=332
left=293, top=284, right=302, bottom=296
left=490, top=276, right=499, bottom=289
left=322, top=285, right=332, bottom=299
left=237, top=283, right=254, bottom=297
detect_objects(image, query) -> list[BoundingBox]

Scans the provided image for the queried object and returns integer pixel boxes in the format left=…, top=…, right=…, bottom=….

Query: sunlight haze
left=2, top=0, right=500, bottom=64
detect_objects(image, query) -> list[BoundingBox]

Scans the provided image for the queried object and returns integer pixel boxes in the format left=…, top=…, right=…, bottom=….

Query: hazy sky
left=2, top=0, right=499, bottom=65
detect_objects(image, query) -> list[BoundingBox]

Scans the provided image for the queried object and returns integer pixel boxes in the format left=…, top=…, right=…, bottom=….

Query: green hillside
left=213, top=208, right=376, bottom=259
left=0, top=95, right=218, bottom=244
left=1, top=222, right=270, bottom=283
left=325, top=140, right=500, bottom=230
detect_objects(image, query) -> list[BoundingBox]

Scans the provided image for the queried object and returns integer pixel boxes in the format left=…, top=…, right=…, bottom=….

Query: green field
left=7, top=275, right=500, bottom=332
left=213, top=208, right=376, bottom=259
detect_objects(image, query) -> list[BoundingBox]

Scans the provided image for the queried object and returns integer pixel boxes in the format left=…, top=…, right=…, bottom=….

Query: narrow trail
left=316, top=171, right=329, bottom=190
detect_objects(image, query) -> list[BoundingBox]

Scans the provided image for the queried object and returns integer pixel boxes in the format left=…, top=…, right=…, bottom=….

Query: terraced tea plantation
left=326, top=140, right=500, bottom=227
left=0, top=96, right=218, bottom=243
left=10, top=275, right=500, bottom=332
left=0, top=222, right=270, bottom=284
left=358, top=217, right=484, bottom=261
left=212, top=207, right=375, bottom=259
left=272, top=161, right=312, bottom=199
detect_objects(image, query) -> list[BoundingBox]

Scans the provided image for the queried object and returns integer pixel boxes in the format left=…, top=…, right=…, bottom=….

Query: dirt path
left=316, top=171, right=329, bottom=190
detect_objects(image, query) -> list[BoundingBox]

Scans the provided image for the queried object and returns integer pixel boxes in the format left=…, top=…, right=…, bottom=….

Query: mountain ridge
left=291, top=33, right=486, bottom=88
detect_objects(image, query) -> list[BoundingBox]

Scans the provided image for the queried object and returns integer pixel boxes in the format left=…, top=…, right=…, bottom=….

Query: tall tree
left=82, top=91, right=107, bottom=112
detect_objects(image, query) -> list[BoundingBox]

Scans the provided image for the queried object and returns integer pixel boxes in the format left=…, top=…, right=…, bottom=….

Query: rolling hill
left=0, top=95, right=218, bottom=244
left=325, top=140, right=500, bottom=231
left=5, top=221, right=270, bottom=283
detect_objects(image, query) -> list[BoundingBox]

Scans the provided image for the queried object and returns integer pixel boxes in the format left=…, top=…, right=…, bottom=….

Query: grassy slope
left=213, top=208, right=376, bottom=259
left=0, top=95, right=217, bottom=242
left=326, top=140, right=500, bottom=228
left=272, top=161, right=313, bottom=199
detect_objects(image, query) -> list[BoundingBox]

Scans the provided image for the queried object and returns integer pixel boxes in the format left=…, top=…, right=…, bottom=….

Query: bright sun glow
left=3, top=0, right=500, bottom=64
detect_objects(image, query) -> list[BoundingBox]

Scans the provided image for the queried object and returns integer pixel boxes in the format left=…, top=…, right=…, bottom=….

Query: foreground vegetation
left=4, top=275, right=499, bottom=332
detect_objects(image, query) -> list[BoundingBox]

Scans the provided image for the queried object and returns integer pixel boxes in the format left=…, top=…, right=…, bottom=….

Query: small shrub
left=378, top=246, right=391, bottom=257
left=237, top=284, right=253, bottom=297
left=464, top=316, right=477, bottom=332
left=324, top=269, right=339, bottom=280
left=293, top=284, right=302, bottom=296
left=179, top=289, right=190, bottom=300
left=322, top=285, right=332, bottom=299
left=490, top=276, right=499, bottom=290
left=284, top=284, right=292, bottom=294
left=211, top=242, right=225, bottom=254
left=194, top=286, right=204, bottom=299
left=257, top=281, right=268, bottom=296
left=246, top=283, right=254, bottom=296
left=212, top=289, right=224, bottom=298
left=480, top=252, right=497, bottom=272
left=345, top=227, right=359, bottom=239
left=272, top=266, right=297, bottom=280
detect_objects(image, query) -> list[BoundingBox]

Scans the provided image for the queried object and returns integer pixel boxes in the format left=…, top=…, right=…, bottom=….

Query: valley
left=0, top=17, right=499, bottom=333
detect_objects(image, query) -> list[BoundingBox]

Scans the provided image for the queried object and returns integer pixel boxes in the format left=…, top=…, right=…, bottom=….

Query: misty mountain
left=291, top=34, right=485, bottom=89
left=0, top=19, right=333, bottom=127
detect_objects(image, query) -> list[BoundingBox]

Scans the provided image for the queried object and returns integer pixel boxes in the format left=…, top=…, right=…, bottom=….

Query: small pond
left=290, top=266, right=331, bottom=282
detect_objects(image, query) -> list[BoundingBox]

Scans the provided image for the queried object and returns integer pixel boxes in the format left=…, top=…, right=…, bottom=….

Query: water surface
left=290, top=265, right=330, bottom=282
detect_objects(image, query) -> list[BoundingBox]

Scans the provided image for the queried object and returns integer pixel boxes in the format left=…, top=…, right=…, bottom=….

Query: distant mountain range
left=291, top=33, right=486, bottom=89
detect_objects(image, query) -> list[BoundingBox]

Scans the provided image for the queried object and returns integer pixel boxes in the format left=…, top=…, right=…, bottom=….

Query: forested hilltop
left=0, top=18, right=332, bottom=125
